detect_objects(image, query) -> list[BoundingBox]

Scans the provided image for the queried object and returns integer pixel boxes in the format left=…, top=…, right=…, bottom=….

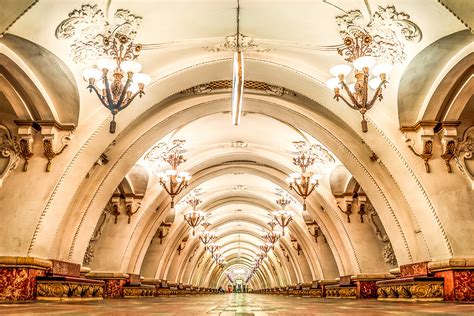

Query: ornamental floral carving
left=0, top=125, right=20, bottom=186
left=55, top=4, right=142, bottom=63
left=204, top=33, right=272, bottom=53
left=336, top=6, right=422, bottom=64
left=454, top=127, right=474, bottom=187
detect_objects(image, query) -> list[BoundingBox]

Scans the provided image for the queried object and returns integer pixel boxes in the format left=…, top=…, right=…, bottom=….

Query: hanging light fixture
left=259, top=242, right=273, bottom=254
left=157, top=141, right=191, bottom=209
left=262, top=220, right=281, bottom=249
left=272, top=194, right=293, bottom=236
left=326, top=33, right=392, bottom=132
left=199, top=230, right=216, bottom=248
left=231, top=0, right=244, bottom=126
left=83, top=33, right=151, bottom=133
left=286, top=142, right=322, bottom=211
left=183, top=194, right=206, bottom=236
left=207, top=243, right=219, bottom=256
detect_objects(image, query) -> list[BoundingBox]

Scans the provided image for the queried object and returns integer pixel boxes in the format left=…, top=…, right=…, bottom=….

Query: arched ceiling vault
left=0, top=0, right=472, bottom=290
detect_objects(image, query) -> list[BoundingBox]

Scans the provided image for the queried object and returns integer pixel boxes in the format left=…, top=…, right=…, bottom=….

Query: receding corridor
left=1, top=294, right=474, bottom=315
left=1, top=0, right=473, bottom=313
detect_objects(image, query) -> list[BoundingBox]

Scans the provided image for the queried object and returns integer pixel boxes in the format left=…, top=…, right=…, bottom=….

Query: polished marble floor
left=1, top=293, right=473, bottom=315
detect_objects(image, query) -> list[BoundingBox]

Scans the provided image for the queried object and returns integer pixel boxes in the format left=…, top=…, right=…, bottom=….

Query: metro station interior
left=0, top=0, right=473, bottom=314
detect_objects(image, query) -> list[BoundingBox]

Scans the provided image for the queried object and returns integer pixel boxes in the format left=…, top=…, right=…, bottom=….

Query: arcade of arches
left=0, top=0, right=473, bottom=313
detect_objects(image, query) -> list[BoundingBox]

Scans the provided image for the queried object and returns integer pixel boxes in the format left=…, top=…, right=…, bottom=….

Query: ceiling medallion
left=55, top=5, right=143, bottom=64
left=335, top=5, right=422, bottom=64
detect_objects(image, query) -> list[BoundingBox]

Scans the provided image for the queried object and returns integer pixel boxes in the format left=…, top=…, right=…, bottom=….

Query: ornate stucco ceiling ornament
left=335, top=6, right=422, bottom=64
left=286, top=141, right=333, bottom=210
left=327, top=6, right=422, bottom=133
left=204, top=33, right=272, bottom=53
left=56, top=5, right=151, bottom=133
left=150, top=140, right=191, bottom=209
left=181, top=80, right=296, bottom=97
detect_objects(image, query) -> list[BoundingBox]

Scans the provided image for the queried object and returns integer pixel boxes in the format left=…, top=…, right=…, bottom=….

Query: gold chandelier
left=183, top=194, right=206, bottom=236
left=199, top=230, right=216, bottom=247
left=83, top=33, right=151, bottom=133
left=207, top=242, right=219, bottom=256
left=272, top=193, right=293, bottom=236
left=286, top=143, right=322, bottom=211
left=262, top=220, right=281, bottom=249
left=326, top=33, right=392, bottom=132
left=259, top=242, right=273, bottom=254
left=157, top=142, right=191, bottom=209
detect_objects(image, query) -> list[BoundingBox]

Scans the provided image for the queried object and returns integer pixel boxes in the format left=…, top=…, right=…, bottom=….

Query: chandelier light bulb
left=95, top=79, right=105, bottom=91
left=96, top=57, right=116, bottom=72
left=348, top=83, right=356, bottom=93
left=369, top=77, right=382, bottom=90
left=330, top=64, right=352, bottom=77
left=353, top=56, right=376, bottom=71
left=133, top=73, right=152, bottom=86
left=121, top=60, right=142, bottom=74
left=83, top=68, right=102, bottom=82
left=325, top=77, right=340, bottom=89
left=127, top=83, right=139, bottom=94
left=165, top=169, right=177, bottom=176
left=372, top=63, right=393, bottom=76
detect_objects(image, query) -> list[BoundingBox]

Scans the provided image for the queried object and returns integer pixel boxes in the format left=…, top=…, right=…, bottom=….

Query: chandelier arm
left=116, top=77, right=133, bottom=111
left=103, top=75, right=115, bottom=112
left=119, top=91, right=144, bottom=112
left=306, top=182, right=318, bottom=197
left=174, top=181, right=185, bottom=196
left=160, top=181, right=173, bottom=196
left=337, top=93, right=360, bottom=111
left=361, top=72, right=369, bottom=109
left=339, top=81, right=361, bottom=110
left=87, top=85, right=110, bottom=109
left=366, top=80, right=386, bottom=110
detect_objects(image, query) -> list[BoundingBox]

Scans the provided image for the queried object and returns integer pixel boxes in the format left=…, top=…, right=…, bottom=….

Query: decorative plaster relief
left=82, top=207, right=111, bottom=266
left=336, top=5, right=422, bottom=64
left=180, top=80, right=296, bottom=97
left=204, top=33, right=272, bottom=53
left=454, top=126, right=474, bottom=187
left=55, top=4, right=143, bottom=64
left=0, top=125, right=20, bottom=186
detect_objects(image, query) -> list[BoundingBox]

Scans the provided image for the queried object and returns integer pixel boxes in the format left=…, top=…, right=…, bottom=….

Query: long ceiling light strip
left=231, top=0, right=244, bottom=126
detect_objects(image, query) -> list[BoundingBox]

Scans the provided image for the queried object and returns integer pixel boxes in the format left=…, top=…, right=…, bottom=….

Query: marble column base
left=86, top=272, right=129, bottom=298
left=429, top=258, right=474, bottom=301
left=0, top=256, right=51, bottom=301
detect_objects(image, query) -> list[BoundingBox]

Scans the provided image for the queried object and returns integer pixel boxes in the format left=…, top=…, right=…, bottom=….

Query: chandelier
left=272, top=194, right=293, bottom=236
left=286, top=142, right=322, bottom=210
left=199, top=230, right=216, bottom=248
left=207, top=243, right=219, bottom=256
left=82, top=33, right=151, bottom=133
left=262, top=220, right=280, bottom=249
left=156, top=141, right=191, bottom=209
left=259, top=242, right=273, bottom=254
left=183, top=194, right=206, bottom=236
left=326, top=33, right=392, bottom=133
left=213, top=251, right=223, bottom=262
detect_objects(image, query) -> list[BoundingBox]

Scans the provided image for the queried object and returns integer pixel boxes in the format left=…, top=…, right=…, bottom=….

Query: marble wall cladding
left=0, top=267, right=45, bottom=301
left=103, top=279, right=126, bottom=298
left=47, top=260, right=80, bottom=277
left=400, top=262, right=430, bottom=277
left=435, top=270, right=474, bottom=301
left=356, top=281, right=378, bottom=298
